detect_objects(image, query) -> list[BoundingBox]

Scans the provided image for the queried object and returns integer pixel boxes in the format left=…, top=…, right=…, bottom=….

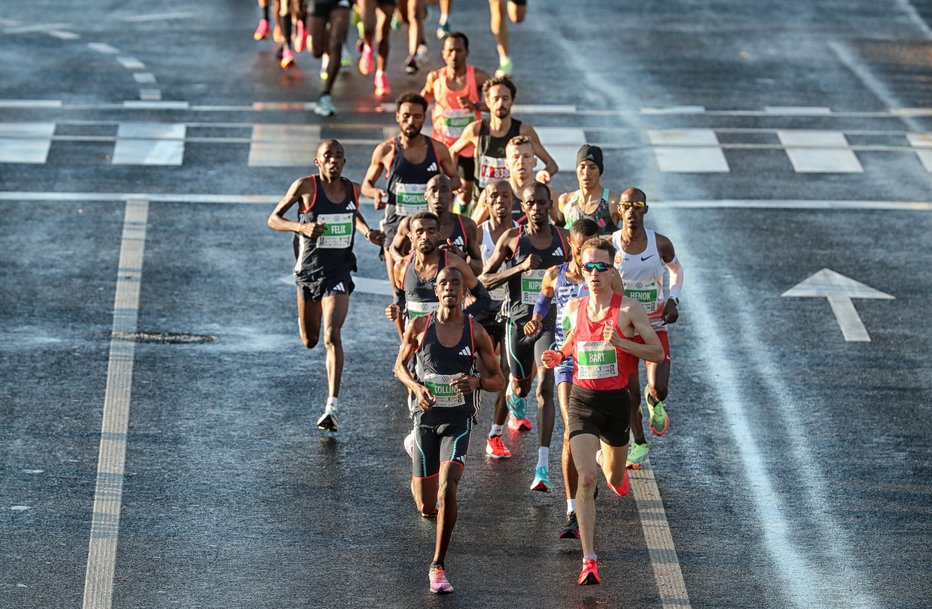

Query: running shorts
left=567, top=385, right=631, bottom=447
left=311, top=0, right=351, bottom=18
left=505, top=318, right=554, bottom=382
left=411, top=410, right=472, bottom=478
left=510, top=0, right=528, bottom=6
left=297, top=271, right=354, bottom=302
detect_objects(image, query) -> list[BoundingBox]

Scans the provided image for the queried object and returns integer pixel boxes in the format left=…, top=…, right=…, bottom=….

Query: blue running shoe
left=530, top=465, right=552, bottom=492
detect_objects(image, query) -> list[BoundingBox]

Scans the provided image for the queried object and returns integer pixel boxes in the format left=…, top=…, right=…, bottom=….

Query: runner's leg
left=507, top=0, right=526, bottom=23
left=320, top=293, right=349, bottom=398
left=569, top=433, right=601, bottom=557
left=558, top=382, right=577, bottom=500
left=297, top=287, right=323, bottom=348
left=488, top=0, right=508, bottom=60
left=434, top=460, right=463, bottom=563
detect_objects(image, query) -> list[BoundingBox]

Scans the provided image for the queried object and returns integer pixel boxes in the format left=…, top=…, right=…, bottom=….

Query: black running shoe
left=404, top=55, right=419, bottom=74
left=316, top=411, right=338, bottom=432
left=559, top=512, right=580, bottom=539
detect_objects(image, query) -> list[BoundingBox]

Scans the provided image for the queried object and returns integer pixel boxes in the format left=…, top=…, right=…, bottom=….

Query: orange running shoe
left=280, top=48, right=295, bottom=70
left=253, top=18, right=270, bottom=40
left=358, top=43, right=374, bottom=75
left=485, top=435, right=512, bottom=459
left=578, top=558, right=601, bottom=585
left=374, top=70, right=391, bottom=96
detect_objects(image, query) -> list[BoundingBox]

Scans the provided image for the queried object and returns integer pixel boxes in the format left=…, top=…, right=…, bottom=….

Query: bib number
left=521, top=269, right=546, bottom=305
left=576, top=341, right=618, bottom=380
left=478, top=156, right=509, bottom=188
left=624, top=279, right=661, bottom=315
left=407, top=300, right=440, bottom=319
left=393, top=183, right=428, bottom=216
left=316, top=213, right=354, bottom=249
left=440, top=108, right=475, bottom=139
left=423, top=373, right=466, bottom=408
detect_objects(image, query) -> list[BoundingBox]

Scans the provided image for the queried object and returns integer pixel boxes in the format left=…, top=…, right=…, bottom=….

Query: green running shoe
left=645, top=386, right=669, bottom=436
left=495, top=56, right=513, bottom=77
left=626, top=441, right=649, bottom=469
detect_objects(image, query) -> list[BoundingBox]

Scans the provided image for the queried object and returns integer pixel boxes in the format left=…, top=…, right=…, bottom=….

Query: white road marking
left=0, top=18, right=21, bottom=26
left=906, top=133, right=932, bottom=172
left=534, top=127, right=586, bottom=173
left=647, top=129, right=730, bottom=172
left=112, top=123, right=185, bottom=165
left=87, top=42, right=119, bottom=54
left=81, top=198, right=148, bottom=609
left=248, top=124, right=320, bottom=167
left=641, top=105, right=705, bottom=114
left=48, top=30, right=80, bottom=40
left=777, top=130, right=864, bottom=172
left=764, top=106, right=831, bottom=115
left=0, top=122, right=56, bottom=163
left=122, top=100, right=188, bottom=109
left=132, top=73, right=157, bottom=84
left=0, top=100, right=62, bottom=108
left=139, top=89, right=162, bottom=101
left=120, top=11, right=196, bottom=22
left=117, top=56, right=145, bottom=70
left=782, top=268, right=894, bottom=342
left=6, top=23, right=69, bottom=33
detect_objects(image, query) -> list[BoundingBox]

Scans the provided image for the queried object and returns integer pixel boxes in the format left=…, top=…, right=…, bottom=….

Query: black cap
left=576, top=144, right=603, bottom=175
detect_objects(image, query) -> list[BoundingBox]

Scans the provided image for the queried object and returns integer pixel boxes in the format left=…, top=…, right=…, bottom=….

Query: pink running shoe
left=280, top=48, right=295, bottom=70
left=374, top=70, right=391, bottom=96
left=359, top=43, right=374, bottom=75
left=253, top=18, right=270, bottom=41
left=429, top=565, right=453, bottom=594
left=578, top=558, right=601, bottom=585
left=294, top=20, right=307, bottom=53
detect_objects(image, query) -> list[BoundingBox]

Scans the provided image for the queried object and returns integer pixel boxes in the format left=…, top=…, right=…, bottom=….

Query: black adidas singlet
left=402, top=250, right=449, bottom=320
left=385, top=136, right=442, bottom=232
left=415, top=312, right=479, bottom=417
left=505, top=224, right=569, bottom=323
left=293, top=176, right=358, bottom=281
left=475, top=118, right=522, bottom=189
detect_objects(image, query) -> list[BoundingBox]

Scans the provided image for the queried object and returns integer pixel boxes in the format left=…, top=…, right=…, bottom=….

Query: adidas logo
left=426, top=162, right=438, bottom=172
left=346, top=202, right=356, bottom=210
left=553, top=247, right=564, bottom=256
left=458, top=346, right=472, bottom=356
left=333, top=283, right=345, bottom=292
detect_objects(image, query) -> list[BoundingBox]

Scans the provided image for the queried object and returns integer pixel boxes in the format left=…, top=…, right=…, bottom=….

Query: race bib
left=576, top=340, right=618, bottom=380
left=393, top=183, right=428, bottom=217
left=423, top=373, right=466, bottom=407
left=521, top=269, right=546, bottom=305
left=477, top=155, right=509, bottom=188
left=490, top=285, right=508, bottom=302
left=440, top=108, right=475, bottom=139
left=624, top=278, right=661, bottom=315
left=315, top=213, right=354, bottom=249
left=407, top=300, right=440, bottom=319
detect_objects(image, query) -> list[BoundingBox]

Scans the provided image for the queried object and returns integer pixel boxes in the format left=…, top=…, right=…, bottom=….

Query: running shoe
left=646, top=386, right=669, bottom=436
left=374, top=70, right=391, bottom=96
left=316, top=410, right=338, bottom=432
left=273, top=24, right=284, bottom=44
left=608, top=470, right=630, bottom=497
left=341, top=43, right=352, bottom=67
left=578, top=558, right=601, bottom=585
left=627, top=441, right=649, bottom=469
left=320, top=54, right=329, bottom=80
left=358, top=43, right=374, bottom=75
left=280, top=47, right=295, bottom=70
left=436, top=21, right=450, bottom=40
left=314, top=94, right=335, bottom=117
left=559, top=512, right=580, bottom=539
left=415, top=43, right=429, bottom=63
left=530, top=465, right=552, bottom=492
left=404, top=429, right=416, bottom=459
left=508, top=414, right=532, bottom=432
left=294, top=20, right=307, bottom=53
left=485, top=435, right=512, bottom=459
left=391, top=11, right=402, bottom=30
left=505, top=384, right=527, bottom=419
left=404, top=55, right=419, bottom=74
left=495, top=56, right=513, bottom=78
left=429, top=565, right=453, bottom=594
left=253, top=18, right=270, bottom=41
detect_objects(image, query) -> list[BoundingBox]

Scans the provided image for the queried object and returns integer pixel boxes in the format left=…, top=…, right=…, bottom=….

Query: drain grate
left=111, top=331, right=217, bottom=344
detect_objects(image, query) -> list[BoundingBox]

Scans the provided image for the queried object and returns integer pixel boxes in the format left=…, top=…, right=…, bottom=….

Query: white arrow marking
left=782, top=268, right=894, bottom=342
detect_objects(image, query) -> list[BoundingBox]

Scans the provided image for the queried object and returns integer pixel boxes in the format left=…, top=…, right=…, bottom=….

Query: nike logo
left=640, top=255, right=654, bottom=261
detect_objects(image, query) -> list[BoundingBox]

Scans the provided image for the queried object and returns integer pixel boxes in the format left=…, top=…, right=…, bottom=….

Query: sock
left=536, top=446, right=549, bottom=469
left=583, top=553, right=598, bottom=563
left=489, top=424, right=504, bottom=437
left=281, top=16, right=292, bottom=48
left=566, top=499, right=575, bottom=514
left=635, top=439, right=647, bottom=445
left=439, top=15, right=448, bottom=25
left=261, top=3, right=269, bottom=19
left=326, top=397, right=338, bottom=414
left=646, top=391, right=657, bottom=406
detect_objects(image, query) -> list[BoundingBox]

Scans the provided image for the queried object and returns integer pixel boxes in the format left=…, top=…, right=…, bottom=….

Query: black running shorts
left=505, top=318, right=554, bottom=382
left=411, top=410, right=472, bottom=478
left=297, top=271, right=354, bottom=302
left=567, top=386, right=631, bottom=447
left=311, top=0, right=351, bottom=19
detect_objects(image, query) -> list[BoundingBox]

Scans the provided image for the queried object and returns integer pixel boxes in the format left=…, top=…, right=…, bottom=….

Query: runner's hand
left=523, top=318, right=542, bottom=337
left=415, top=384, right=436, bottom=411
left=373, top=189, right=389, bottom=210
left=535, top=169, right=552, bottom=184
left=661, top=298, right=679, bottom=325
left=541, top=349, right=564, bottom=369
left=602, top=320, right=618, bottom=346
left=298, top=222, right=326, bottom=238
left=438, top=239, right=463, bottom=258
left=521, top=254, right=543, bottom=271
left=385, top=303, right=401, bottom=321
left=451, top=373, right=479, bottom=395
left=457, top=95, right=477, bottom=111
left=367, top=229, right=386, bottom=246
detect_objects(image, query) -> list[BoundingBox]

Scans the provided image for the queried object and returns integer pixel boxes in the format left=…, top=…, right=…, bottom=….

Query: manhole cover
left=111, top=331, right=217, bottom=344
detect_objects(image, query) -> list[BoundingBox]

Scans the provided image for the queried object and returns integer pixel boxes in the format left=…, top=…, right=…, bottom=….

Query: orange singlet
left=431, top=65, right=481, bottom=158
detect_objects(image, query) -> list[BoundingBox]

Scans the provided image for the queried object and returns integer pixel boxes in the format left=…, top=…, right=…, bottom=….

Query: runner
left=394, top=266, right=505, bottom=594
left=524, top=218, right=620, bottom=536
left=477, top=180, right=518, bottom=459
left=253, top=0, right=272, bottom=40
left=385, top=211, right=490, bottom=339
left=276, top=0, right=302, bottom=70
left=557, top=145, right=621, bottom=234
left=309, top=0, right=352, bottom=116
left=487, top=0, right=526, bottom=77
left=610, top=188, right=683, bottom=468
left=396, top=0, right=428, bottom=74
left=355, top=0, right=395, bottom=95
left=361, top=92, right=460, bottom=335
left=479, top=182, right=569, bottom=491
left=420, top=32, right=490, bottom=212
left=540, top=238, right=664, bottom=585
left=449, top=77, right=558, bottom=201
left=470, top=135, right=558, bottom=225
left=267, top=140, right=386, bottom=432
left=389, top=175, right=482, bottom=275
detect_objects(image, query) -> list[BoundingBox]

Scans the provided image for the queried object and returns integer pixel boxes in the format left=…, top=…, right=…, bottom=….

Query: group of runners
left=265, top=8, right=685, bottom=597
left=251, top=0, right=529, bottom=116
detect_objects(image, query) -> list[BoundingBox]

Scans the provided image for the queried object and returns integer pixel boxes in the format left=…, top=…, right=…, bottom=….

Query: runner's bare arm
left=656, top=233, right=682, bottom=324
left=448, top=120, right=479, bottom=158
left=521, top=124, right=559, bottom=179
left=463, top=217, right=484, bottom=275
left=451, top=256, right=492, bottom=316
left=361, top=142, right=390, bottom=209
left=268, top=178, right=325, bottom=238
left=352, top=182, right=386, bottom=246
left=389, top=217, right=412, bottom=260
left=394, top=317, right=436, bottom=410
left=609, top=301, right=665, bottom=363
left=470, top=190, right=490, bottom=224
left=478, top=228, right=526, bottom=289
left=435, top=142, right=462, bottom=191
left=473, top=69, right=491, bottom=112
left=420, top=69, right=438, bottom=102
left=462, top=324, right=505, bottom=393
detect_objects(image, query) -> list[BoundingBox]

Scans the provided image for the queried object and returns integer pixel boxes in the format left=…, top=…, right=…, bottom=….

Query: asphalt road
left=1, top=1, right=930, bottom=608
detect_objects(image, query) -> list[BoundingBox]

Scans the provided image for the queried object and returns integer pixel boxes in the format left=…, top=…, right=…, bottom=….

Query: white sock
left=537, top=447, right=549, bottom=469
left=584, top=553, right=598, bottom=562
left=326, top=397, right=339, bottom=414
left=489, top=424, right=504, bottom=437
left=567, top=498, right=576, bottom=514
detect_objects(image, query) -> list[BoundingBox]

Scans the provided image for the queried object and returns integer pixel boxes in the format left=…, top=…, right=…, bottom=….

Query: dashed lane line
left=82, top=199, right=149, bottom=609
